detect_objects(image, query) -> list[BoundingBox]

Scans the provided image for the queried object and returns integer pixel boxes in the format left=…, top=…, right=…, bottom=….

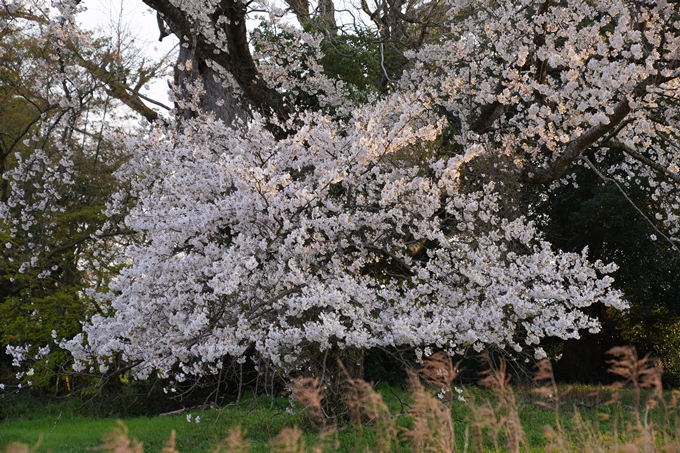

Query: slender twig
left=602, top=141, right=680, bottom=184
left=582, top=156, right=680, bottom=254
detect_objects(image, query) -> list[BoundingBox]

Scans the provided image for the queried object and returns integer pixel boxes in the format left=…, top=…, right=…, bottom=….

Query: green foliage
left=252, top=22, right=404, bottom=107
left=0, top=20, right=133, bottom=394
left=318, top=31, right=385, bottom=101
left=536, top=163, right=680, bottom=383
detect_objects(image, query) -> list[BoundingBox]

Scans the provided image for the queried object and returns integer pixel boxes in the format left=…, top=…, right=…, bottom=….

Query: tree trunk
left=310, top=346, right=365, bottom=421
left=174, top=45, right=249, bottom=125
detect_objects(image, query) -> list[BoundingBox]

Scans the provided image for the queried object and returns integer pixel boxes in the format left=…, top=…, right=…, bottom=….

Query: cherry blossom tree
left=7, top=0, right=680, bottom=388
left=66, top=0, right=680, bottom=382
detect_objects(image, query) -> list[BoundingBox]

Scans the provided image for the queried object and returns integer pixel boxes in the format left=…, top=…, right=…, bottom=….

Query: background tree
left=0, top=0, right=171, bottom=393
left=538, top=163, right=680, bottom=383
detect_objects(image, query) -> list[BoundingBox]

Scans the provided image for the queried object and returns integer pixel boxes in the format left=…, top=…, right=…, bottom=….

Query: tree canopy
left=2, top=0, right=680, bottom=388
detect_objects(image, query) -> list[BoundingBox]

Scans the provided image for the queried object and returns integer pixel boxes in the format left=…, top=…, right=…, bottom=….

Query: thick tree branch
left=521, top=63, right=680, bottom=184
left=72, top=54, right=161, bottom=123
left=134, top=91, right=172, bottom=111
left=471, top=81, right=503, bottom=133
left=346, top=242, right=414, bottom=276
left=142, top=0, right=290, bottom=121
left=246, top=286, right=300, bottom=321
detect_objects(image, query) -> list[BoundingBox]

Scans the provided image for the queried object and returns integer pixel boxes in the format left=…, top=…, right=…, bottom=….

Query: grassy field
left=0, top=392, right=308, bottom=453
left=1, top=350, right=678, bottom=452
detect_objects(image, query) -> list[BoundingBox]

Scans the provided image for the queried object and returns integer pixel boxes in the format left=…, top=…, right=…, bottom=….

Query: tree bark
left=146, top=0, right=289, bottom=121
left=174, top=44, right=249, bottom=124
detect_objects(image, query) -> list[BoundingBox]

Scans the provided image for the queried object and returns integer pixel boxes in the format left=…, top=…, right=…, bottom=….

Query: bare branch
left=603, top=141, right=680, bottom=185
left=582, top=156, right=680, bottom=254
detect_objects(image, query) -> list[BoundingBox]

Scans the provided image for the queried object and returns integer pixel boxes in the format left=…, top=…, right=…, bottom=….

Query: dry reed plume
left=404, top=351, right=458, bottom=453
left=472, top=354, right=523, bottom=453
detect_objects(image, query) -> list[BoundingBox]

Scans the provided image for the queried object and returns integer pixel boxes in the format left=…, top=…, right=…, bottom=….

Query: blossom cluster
left=7, top=0, right=680, bottom=382
left=67, top=93, right=625, bottom=377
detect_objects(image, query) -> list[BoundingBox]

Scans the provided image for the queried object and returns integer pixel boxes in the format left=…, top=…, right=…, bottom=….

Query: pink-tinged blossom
left=66, top=96, right=625, bottom=376
left=8, top=0, right=680, bottom=380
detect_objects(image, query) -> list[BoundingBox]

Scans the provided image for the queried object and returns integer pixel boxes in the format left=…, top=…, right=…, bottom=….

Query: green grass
left=0, top=388, right=414, bottom=452
left=0, top=394, right=305, bottom=453
left=1, top=382, right=678, bottom=452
